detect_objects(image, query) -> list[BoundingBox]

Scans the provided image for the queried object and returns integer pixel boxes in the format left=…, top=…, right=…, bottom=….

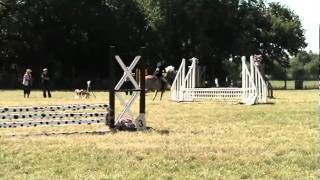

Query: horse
left=145, top=66, right=176, bottom=101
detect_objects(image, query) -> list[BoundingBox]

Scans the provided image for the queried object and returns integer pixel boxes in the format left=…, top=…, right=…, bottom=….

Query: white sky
left=268, top=0, right=320, bottom=53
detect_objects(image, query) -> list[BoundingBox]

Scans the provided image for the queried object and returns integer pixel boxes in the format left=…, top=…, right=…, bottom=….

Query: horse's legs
left=160, top=90, right=164, bottom=100
left=152, top=90, right=158, bottom=101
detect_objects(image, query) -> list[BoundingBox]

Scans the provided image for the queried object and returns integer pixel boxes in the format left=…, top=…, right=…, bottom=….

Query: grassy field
left=270, top=80, right=318, bottom=90
left=0, top=90, right=318, bottom=179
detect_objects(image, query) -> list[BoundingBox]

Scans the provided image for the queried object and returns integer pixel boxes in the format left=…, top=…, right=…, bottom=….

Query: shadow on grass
left=258, top=102, right=275, bottom=105
left=1, top=127, right=170, bottom=138
left=238, top=102, right=275, bottom=106
left=147, top=127, right=170, bottom=135
left=115, top=127, right=170, bottom=135
left=1, top=130, right=112, bottom=138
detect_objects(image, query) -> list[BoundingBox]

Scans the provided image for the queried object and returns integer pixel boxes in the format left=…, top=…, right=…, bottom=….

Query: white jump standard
left=107, top=46, right=146, bottom=130
left=171, top=56, right=269, bottom=105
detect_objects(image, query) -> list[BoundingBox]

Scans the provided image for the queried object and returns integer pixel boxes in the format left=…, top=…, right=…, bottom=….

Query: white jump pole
left=192, top=59, right=196, bottom=89
left=241, top=56, right=246, bottom=103
left=191, top=58, right=197, bottom=99
left=181, top=58, right=186, bottom=101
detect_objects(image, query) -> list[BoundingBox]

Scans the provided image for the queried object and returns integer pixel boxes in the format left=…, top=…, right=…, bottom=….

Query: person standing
left=22, top=69, right=32, bottom=98
left=41, top=68, right=52, bottom=98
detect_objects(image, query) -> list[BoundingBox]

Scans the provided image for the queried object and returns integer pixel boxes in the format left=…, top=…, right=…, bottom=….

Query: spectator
left=22, top=69, right=32, bottom=98
left=41, top=68, right=52, bottom=98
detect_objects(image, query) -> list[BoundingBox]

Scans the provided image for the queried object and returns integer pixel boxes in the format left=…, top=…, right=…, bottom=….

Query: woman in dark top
left=41, top=68, right=52, bottom=98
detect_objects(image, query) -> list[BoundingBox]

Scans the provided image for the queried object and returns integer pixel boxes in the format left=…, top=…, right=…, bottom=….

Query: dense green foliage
left=291, top=51, right=319, bottom=80
left=270, top=51, right=319, bottom=80
left=0, top=0, right=307, bottom=88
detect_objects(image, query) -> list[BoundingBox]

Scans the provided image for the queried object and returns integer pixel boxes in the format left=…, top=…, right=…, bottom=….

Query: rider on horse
left=153, top=60, right=167, bottom=91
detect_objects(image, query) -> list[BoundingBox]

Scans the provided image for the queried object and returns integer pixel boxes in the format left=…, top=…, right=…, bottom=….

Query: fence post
left=108, top=46, right=116, bottom=129
left=139, top=47, right=146, bottom=117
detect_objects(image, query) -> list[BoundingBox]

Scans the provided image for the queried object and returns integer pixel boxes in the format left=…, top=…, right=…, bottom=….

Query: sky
left=268, top=0, right=320, bottom=53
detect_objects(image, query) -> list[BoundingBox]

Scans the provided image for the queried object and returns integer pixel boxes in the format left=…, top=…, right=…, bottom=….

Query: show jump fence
left=171, top=56, right=268, bottom=105
left=0, top=104, right=108, bottom=128
left=0, top=46, right=147, bottom=131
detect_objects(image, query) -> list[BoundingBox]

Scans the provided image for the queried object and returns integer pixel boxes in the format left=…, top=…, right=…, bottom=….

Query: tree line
left=270, top=51, right=319, bottom=81
left=0, top=0, right=308, bottom=89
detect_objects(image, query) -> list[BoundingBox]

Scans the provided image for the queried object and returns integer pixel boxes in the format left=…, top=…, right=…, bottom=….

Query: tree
left=288, top=51, right=319, bottom=80
left=270, top=61, right=287, bottom=80
left=0, top=0, right=149, bottom=88
left=303, top=52, right=319, bottom=80
left=0, top=0, right=308, bottom=89
left=262, top=2, right=306, bottom=68
left=135, top=0, right=307, bottom=85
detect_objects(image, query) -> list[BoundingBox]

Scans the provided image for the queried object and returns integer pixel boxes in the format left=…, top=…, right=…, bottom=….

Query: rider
left=153, top=60, right=167, bottom=91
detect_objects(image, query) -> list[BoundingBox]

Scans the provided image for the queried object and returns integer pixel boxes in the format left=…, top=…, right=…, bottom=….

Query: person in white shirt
left=22, top=69, right=32, bottom=98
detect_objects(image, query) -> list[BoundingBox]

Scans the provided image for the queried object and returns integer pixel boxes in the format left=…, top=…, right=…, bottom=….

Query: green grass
left=270, top=80, right=318, bottom=90
left=0, top=90, right=318, bottom=179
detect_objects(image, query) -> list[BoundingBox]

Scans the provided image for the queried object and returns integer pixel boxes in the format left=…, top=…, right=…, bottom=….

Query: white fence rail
left=185, top=88, right=242, bottom=101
